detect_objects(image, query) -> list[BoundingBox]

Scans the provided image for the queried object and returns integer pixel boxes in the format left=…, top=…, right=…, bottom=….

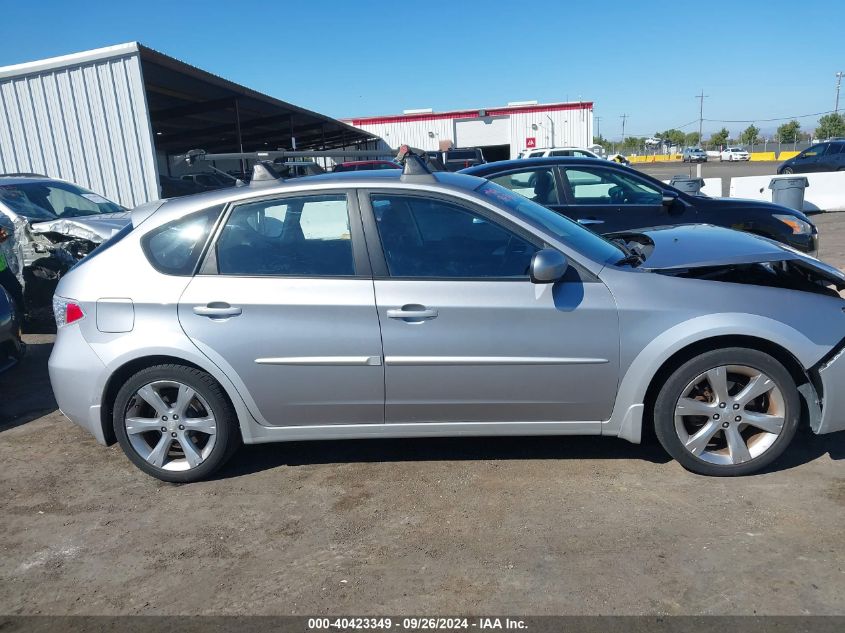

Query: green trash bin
left=769, top=177, right=809, bottom=211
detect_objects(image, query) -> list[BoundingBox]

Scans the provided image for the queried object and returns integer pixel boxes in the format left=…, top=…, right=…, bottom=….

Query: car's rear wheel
left=113, top=364, right=241, bottom=482
left=781, top=167, right=794, bottom=174
left=653, top=348, right=799, bottom=476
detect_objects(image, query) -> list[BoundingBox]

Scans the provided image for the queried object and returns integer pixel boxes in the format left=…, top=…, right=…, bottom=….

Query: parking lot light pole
left=836, top=72, right=843, bottom=113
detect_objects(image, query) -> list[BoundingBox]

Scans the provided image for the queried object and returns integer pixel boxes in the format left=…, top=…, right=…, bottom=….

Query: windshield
left=474, top=181, right=625, bottom=265
left=0, top=181, right=122, bottom=221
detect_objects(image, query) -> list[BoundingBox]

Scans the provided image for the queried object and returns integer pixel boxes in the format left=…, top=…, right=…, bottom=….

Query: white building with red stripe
left=344, top=100, right=593, bottom=162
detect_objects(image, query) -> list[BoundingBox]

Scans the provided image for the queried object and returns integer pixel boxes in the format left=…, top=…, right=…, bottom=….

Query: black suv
left=778, top=140, right=845, bottom=174
left=461, top=157, right=818, bottom=254
left=443, top=148, right=486, bottom=171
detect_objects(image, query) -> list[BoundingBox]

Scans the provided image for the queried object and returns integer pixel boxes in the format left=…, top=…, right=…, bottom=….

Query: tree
left=776, top=120, right=801, bottom=143
left=684, top=132, right=701, bottom=147
left=621, top=136, right=644, bottom=152
left=740, top=124, right=760, bottom=147
left=816, top=113, right=845, bottom=140
left=709, top=127, right=729, bottom=149
left=592, top=134, right=612, bottom=151
left=656, top=129, right=686, bottom=148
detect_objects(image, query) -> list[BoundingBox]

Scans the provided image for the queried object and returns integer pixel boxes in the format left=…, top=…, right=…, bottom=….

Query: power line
left=703, top=109, right=837, bottom=123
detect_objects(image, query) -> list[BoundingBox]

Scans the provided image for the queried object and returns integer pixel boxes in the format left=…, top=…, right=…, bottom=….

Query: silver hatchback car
left=49, top=157, right=845, bottom=482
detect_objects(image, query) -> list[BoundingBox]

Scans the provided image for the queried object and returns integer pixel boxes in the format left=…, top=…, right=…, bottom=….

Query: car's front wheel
left=653, top=348, right=799, bottom=476
left=113, top=364, right=241, bottom=482
left=781, top=166, right=794, bottom=174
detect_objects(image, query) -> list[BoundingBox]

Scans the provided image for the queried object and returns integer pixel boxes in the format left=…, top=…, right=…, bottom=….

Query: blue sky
left=1, top=0, right=842, bottom=139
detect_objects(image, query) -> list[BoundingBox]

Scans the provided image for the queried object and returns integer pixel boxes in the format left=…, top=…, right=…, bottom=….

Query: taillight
left=53, top=297, right=85, bottom=328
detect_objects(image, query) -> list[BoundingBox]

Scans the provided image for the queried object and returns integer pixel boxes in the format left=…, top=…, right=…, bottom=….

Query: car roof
left=527, top=147, right=587, bottom=151
left=460, top=156, right=613, bottom=175
left=0, top=175, right=58, bottom=186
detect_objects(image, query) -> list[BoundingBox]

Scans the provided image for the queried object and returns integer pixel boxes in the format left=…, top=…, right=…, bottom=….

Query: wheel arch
left=99, top=354, right=244, bottom=446
left=640, top=335, right=814, bottom=442
left=608, top=313, right=825, bottom=444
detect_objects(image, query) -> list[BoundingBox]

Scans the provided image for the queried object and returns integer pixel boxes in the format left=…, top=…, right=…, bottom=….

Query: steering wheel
left=608, top=185, right=627, bottom=204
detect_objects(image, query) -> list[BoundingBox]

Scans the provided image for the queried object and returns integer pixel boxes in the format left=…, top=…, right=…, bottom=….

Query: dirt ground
left=1, top=215, right=844, bottom=616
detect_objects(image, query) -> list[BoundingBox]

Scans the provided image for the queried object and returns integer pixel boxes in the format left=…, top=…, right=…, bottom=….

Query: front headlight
left=773, top=214, right=812, bottom=235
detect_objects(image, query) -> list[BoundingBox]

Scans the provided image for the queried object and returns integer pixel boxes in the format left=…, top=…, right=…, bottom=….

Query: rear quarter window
left=141, top=205, right=223, bottom=275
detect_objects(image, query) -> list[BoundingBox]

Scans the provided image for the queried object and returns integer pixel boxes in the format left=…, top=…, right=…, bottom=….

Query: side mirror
left=662, top=191, right=679, bottom=206
left=530, top=248, right=568, bottom=284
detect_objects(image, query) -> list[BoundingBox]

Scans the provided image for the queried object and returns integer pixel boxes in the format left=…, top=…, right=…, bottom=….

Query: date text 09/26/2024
left=307, top=617, right=528, bottom=630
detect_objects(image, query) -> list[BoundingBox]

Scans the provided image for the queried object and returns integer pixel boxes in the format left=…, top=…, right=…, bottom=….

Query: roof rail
left=180, top=146, right=441, bottom=183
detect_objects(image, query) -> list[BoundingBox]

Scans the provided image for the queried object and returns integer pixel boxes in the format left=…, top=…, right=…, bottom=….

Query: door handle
left=577, top=218, right=605, bottom=226
left=386, top=305, right=438, bottom=321
left=193, top=304, right=242, bottom=318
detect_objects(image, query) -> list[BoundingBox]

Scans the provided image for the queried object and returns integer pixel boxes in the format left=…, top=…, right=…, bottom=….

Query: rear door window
left=487, top=168, right=560, bottom=205
left=214, top=194, right=355, bottom=276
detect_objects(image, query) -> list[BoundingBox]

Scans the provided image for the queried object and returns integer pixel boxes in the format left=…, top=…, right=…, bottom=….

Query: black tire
left=653, top=347, right=800, bottom=476
left=113, top=364, right=241, bottom=483
left=781, top=166, right=793, bottom=174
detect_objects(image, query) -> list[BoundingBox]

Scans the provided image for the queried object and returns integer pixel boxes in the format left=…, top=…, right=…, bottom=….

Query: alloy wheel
left=123, top=380, right=218, bottom=471
left=674, top=365, right=785, bottom=466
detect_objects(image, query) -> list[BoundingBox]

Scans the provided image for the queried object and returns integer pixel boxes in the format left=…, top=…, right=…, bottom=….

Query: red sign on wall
left=525, top=137, right=537, bottom=148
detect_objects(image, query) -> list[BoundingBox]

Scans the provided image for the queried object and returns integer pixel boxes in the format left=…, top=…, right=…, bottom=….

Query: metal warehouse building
left=345, top=100, right=594, bottom=162
left=0, top=43, right=381, bottom=207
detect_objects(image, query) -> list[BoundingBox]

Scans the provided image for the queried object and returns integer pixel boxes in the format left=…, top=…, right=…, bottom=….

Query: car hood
left=30, top=211, right=132, bottom=243
left=617, top=224, right=845, bottom=288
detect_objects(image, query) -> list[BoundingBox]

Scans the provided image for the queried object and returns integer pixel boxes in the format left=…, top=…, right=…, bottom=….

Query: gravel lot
left=1, top=214, right=844, bottom=616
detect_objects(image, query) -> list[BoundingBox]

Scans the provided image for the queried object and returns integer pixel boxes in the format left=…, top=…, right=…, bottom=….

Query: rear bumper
left=815, top=346, right=845, bottom=434
left=48, top=323, right=108, bottom=444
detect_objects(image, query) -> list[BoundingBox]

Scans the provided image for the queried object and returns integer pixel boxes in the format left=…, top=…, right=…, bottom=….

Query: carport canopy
left=139, top=44, right=378, bottom=157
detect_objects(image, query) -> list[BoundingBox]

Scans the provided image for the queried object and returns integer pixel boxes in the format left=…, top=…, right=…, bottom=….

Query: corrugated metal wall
left=349, top=105, right=593, bottom=159
left=510, top=109, right=593, bottom=157
left=0, top=52, right=158, bottom=208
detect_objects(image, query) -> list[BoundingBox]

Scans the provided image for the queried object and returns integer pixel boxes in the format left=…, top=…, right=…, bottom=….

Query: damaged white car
left=0, top=174, right=129, bottom=320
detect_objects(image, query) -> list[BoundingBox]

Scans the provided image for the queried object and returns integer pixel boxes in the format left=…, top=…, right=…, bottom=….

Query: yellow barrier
left=626, top=154, right=682, bottom=163
left=750, top=152, right=776, bottom=161
left=778, top=151, right=800, bottom=160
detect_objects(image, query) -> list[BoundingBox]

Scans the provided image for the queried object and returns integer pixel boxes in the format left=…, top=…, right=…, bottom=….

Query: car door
left=178, top=191, right=384, bottom=427
left=559, top=165, right=669, bottom=234
left=359, top=189, right=619, bottom=426
left=792, top=144, right=826, bottom=173
left=830, top=143, right=845, bottom=170
left=817, top=143, right=840, bottom=171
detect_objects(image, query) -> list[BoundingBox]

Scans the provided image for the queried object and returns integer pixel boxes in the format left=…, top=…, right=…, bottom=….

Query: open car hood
left=615, top=224, right=845, bottom=290
left=30, top=211, right=131, bottom=243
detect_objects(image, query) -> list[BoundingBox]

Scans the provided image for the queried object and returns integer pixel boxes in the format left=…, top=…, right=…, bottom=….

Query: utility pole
left=696, top=90, right=708, bottom=145
left=620, top=114, right=628, bottom=145
left=595, top=116, right=601, bottom=140
left=836, top=72, right=843, bottom=113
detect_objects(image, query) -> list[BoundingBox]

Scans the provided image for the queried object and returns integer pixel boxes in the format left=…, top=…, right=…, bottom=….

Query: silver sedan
left=48, top=157, right=845, bottom=481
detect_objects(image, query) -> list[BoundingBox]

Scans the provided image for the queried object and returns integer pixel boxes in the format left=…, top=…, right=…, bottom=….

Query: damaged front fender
left=0, top=212, right=129, bottom=320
